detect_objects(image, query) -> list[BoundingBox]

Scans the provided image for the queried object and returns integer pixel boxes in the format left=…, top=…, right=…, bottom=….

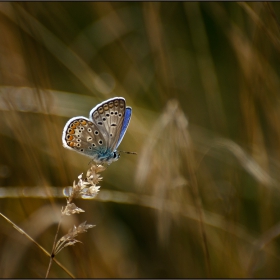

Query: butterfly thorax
left=93, top=148, right=120, bottom=165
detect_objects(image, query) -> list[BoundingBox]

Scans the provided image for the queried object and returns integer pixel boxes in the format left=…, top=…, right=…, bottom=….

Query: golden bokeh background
left=0, top=2, right=280, bottom=278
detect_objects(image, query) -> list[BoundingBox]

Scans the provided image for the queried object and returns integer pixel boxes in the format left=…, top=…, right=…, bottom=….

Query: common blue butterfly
left=62, top=97, right=132, bottom=165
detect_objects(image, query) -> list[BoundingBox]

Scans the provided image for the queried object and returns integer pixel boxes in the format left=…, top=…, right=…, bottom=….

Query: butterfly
left=62, top=97, right=133, bottom=165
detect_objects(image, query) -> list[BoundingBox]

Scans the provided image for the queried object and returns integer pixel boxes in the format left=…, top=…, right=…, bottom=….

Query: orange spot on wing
left=70, top=123, right=75, bottom=128
left=67, top=135, right=74, bottom=140
left=67, top=141, right=75, bottom=147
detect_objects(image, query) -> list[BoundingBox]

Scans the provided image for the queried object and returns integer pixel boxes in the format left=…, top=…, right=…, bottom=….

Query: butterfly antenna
left=119, top=151, right=137, bottom=155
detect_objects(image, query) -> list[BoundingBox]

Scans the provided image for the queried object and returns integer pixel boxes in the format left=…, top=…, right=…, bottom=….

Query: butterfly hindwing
left=62, top=117, right=107, bottom=158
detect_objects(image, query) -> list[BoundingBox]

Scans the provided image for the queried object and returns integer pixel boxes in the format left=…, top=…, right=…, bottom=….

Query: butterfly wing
left=115, top=107, right=132, bottom=149
left=62, top=116, right=107, bottom=160
left=89, top=97, right=127, bottom=152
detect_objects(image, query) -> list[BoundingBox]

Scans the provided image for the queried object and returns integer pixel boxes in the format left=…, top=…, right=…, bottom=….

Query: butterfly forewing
left=90, top=98, right=126, bottom=151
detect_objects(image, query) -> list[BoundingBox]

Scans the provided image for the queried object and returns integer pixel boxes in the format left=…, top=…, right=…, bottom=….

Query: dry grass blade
left=136, top=99, right=211, bottom=276
left=0, top=212, right=74, bottom=278
left=46, top=165, right=102, bottom=277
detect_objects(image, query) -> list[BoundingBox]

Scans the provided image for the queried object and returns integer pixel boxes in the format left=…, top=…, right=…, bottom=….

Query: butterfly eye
left=118, top=113, right=122, bottom=117
left=98, top=121, right=102, bottom=125
left=92, top=143, right=96, bottom=147
left=88, top=128, right=92, bottom=132
left=110, top=133, right=113, bottom=137
left=106, top=113, right=109, bottom=117
left=76, top=143, right=81, bottom=147
left=80, top=149, right=84, bottom=152
left=94, top=131, right=99, bottom=135
left=114, top=111, right=118, bottom=115
left=98, top=140, right=103, bottom=145
left=110, top=111, right=114, bottom=115
left=77, top=139, right=81, bottom=142
left=113, top=152, right=120, bottom=159
left=87, top=137, right=92, bottom=141
left=102, top=117, right=106, bottom=121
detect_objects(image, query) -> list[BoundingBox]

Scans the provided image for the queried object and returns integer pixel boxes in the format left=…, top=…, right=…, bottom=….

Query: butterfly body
left=62, top=97, right=132, bottom=165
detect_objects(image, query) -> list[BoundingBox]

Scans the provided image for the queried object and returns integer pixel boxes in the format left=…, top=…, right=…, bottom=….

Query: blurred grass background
left=0, top=1, right=280, bottom=278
